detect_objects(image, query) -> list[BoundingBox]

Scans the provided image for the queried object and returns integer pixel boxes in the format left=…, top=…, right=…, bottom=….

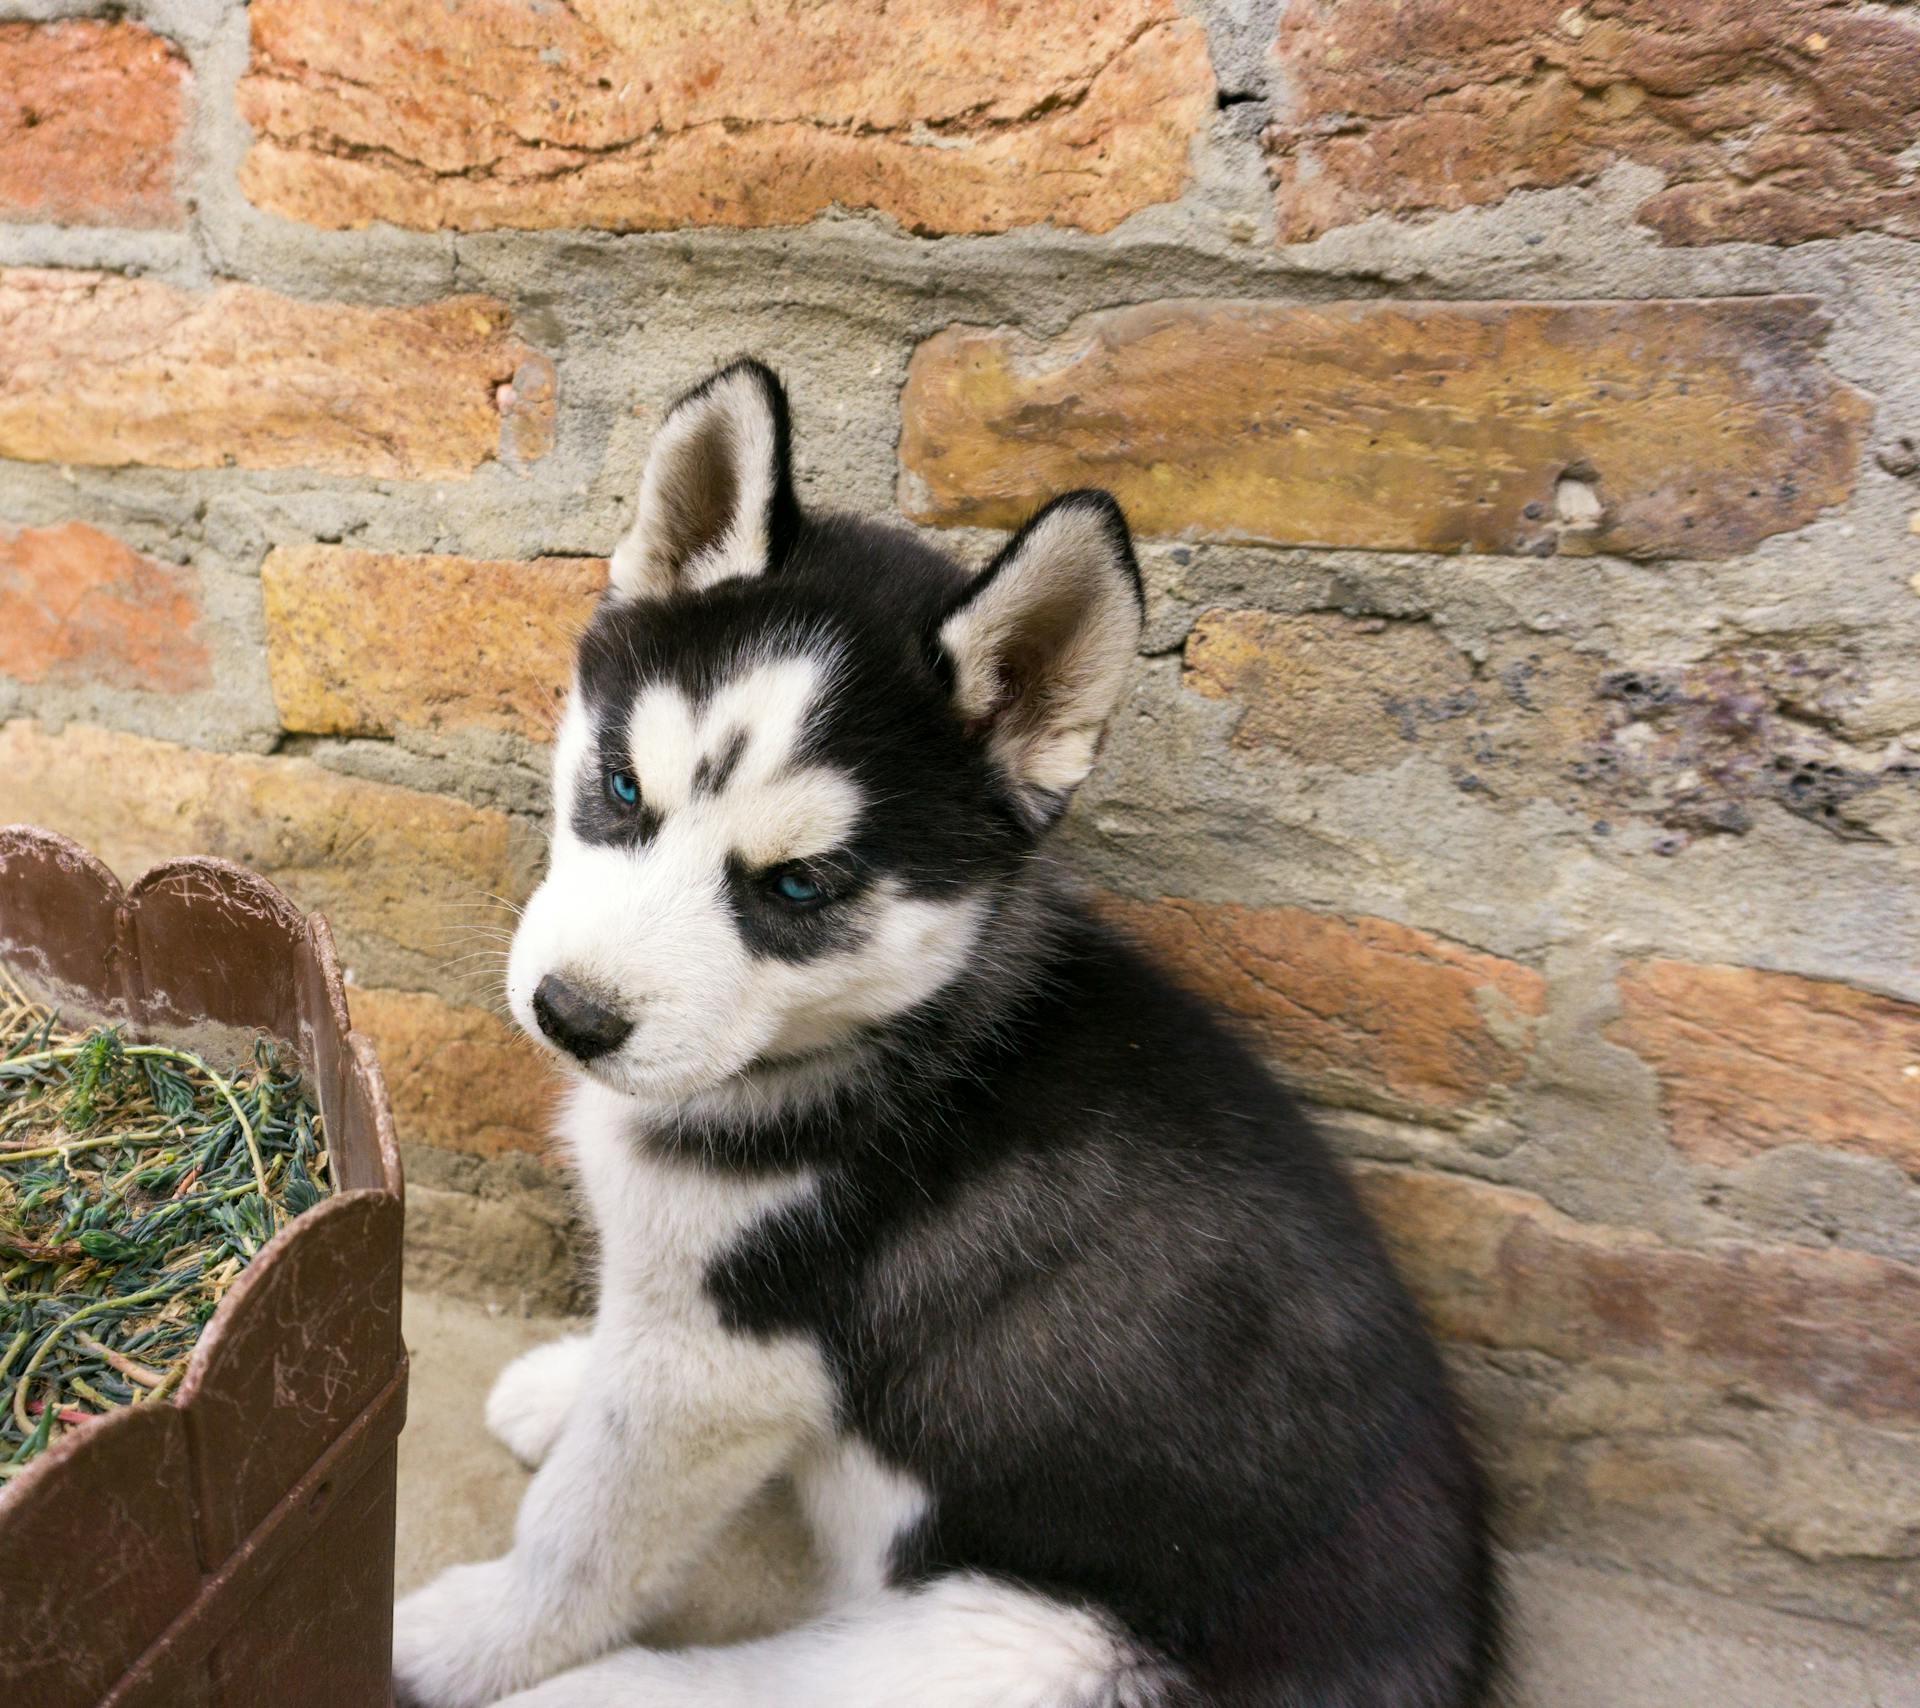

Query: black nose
left=532, top=974, right=633, bottom=1062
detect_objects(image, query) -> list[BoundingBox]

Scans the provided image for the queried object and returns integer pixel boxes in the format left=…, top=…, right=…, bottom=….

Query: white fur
left=794, top=1436, right=930, bottom=1604
left=507, top=657, right=986, bottom=1111
left=485, top=1335, right=591, bottom=1469
left=487, top=1575, right=1162, bottom=1708
left=610, top=366, right=781, bottom=601
left=625, top=654, right=861, bottom=857
left=395, top=1083, right=836, bottom=1708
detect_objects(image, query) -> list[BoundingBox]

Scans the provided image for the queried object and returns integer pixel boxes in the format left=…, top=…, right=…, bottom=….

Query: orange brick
left=350, top=986, right=557, bottom=1158
left=237, top=0, right=1212, bottom=236
left=1355, top=1163, right=1920, bottom=1426
left=0, top=22, right=187, bottom=228
left=1612, top=960, right=1920, bottom=1178
left=1102, top=894, right=1543, bottom=1121
left=0, top=523, right=209, bottom=693
left=0, top=271, right=553, bottom=480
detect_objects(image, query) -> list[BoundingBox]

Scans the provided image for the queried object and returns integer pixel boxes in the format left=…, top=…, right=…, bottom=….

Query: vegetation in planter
left=0, top=966, right=331, bottom=1474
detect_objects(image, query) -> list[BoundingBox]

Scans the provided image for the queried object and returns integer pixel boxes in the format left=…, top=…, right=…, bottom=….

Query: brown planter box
left=0, top=826, right=405, bottom=1708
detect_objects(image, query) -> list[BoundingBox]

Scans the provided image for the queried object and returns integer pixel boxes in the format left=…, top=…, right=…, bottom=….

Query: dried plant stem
left=3, top=1044, right=273, bottom=1215
left=0, top=969, right=330, bottom=1469
left=10, top=1283, right=176, bottom=1434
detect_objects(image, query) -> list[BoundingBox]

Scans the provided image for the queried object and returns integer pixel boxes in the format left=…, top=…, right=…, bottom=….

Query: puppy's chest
left=705, top=1205, right=941, bottom=1596
left=579, top=1101, right=994, bottom=1437
left=588, top=1159, right=813, bottom=1326
left=565, top=1094, right=823, bottom=1331
left=702, top=1165, right=1007, bottom=1434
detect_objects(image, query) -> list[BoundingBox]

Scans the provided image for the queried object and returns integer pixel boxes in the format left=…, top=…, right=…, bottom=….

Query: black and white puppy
left=393, top=361, right=1500, bottom=1708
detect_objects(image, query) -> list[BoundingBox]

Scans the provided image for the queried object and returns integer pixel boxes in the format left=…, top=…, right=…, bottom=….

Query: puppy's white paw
left=393, top=1560, right=532, bottom=1708
left=486, top=1334, right=592, bottom=1468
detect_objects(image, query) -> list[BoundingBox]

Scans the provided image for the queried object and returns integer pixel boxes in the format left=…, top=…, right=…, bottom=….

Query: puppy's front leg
left=394, top=1324, right=826, bottom=1708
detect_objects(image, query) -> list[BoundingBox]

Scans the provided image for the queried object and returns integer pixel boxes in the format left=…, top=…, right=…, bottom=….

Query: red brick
left=0, top=523, right=209, bottom=694
left=1355, top=1163, right=1920, bottom=1426
left=899, top=298, right=1868, bottom=559
left=1101, top=894, right=1544, bottom=1121
left=0, top=22, right=187, bottom=228
left=1612, top=960, right=1920, bottom=1178
left=0, top=270, right=553, bottom=480
left=1264, top=0, right=1920, bottom=246
left=236, top=0, right=1213, bottom=236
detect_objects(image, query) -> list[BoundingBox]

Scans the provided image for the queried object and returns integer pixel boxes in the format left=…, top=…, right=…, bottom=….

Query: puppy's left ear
left=936, top=491, right=1143, bottom=828
left=608, top=359, right=799, bottom=602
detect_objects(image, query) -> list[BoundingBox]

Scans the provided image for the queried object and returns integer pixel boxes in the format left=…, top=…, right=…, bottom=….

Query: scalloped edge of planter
left=0, top=824, right=405, bottom=1708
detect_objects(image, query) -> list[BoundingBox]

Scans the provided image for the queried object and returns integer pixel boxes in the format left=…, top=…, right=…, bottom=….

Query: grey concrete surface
left=398, top=1289, right=1920, bottom=1706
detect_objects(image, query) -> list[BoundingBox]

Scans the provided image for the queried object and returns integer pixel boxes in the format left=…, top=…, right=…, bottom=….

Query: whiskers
left=422, top=889, right=528, bottom=1019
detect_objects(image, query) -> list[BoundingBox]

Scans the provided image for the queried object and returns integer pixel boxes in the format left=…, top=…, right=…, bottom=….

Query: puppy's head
left=507, top=360, right=1142, bottom=1112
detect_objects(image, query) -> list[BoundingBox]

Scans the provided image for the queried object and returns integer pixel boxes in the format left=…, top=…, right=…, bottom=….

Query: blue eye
left=772, top=868, right=824, bottom=906
left=606, top=769, right=640, bottom=808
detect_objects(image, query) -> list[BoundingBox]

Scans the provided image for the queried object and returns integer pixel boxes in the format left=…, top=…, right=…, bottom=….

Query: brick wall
left=2, top=0, right=1917, bottom=1630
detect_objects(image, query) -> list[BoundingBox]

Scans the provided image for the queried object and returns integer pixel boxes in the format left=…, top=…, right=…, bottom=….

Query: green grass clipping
left=0, top=966, right=332, bottom=1474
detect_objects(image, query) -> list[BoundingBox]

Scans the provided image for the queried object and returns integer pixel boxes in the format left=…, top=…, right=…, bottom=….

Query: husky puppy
left=393, top=361, right=1500, bottom=1708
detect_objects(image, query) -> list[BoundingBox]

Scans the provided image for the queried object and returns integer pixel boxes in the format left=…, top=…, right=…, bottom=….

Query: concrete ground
left=399, top=1292, right=1919, bottom=1706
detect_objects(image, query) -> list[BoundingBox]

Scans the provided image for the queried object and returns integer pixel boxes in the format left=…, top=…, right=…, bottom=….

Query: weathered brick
left=1184, top=612, right=1916, bottom=844
left=1354, top=1163, right=1920, bottom=1427
left=0, top=721, right=541, bottom=987
left=1264, top=0, right=1920, bottom=246
left=236, top=0, right=1212, bottom=236
left=1185, top=611, right=1475, bottom=768
left=349, top=986, right=556, bottom=1158
left=263, top=547, right=606, bottom=741
left=0, top=22, right=188, bottom=228
left=1101, top=894, right=1543, bottom=1121
left=1611, top=960, right=1920, bottom=1179
left=899, top=298, right=1869, bottom=559
left=1452, top=1352, right=1920, bottom=1629
left=0, top=523, right=209, bottom=694
left=0, top=270, right=553, bottom=480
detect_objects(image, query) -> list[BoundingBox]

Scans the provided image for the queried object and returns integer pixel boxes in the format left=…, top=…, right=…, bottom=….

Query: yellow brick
left=263, top=547, right=605, bottom=741
left=0, top=720, right=541, bottom=988
left=900, top=298, right=1868, bottom=560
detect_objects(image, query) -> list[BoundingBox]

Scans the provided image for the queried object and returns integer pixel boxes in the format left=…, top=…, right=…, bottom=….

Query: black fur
left=692, top=727, right=749, bottom=796
left=707, top=910, right=1501, bottom=1707
left=581, top=366, right=1502, bottom=1705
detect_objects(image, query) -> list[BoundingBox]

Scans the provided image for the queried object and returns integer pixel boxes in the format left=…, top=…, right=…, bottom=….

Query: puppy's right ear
left=935, top=490, right=1143, bottom=830
left=608, top=360, right=799, bottom=602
